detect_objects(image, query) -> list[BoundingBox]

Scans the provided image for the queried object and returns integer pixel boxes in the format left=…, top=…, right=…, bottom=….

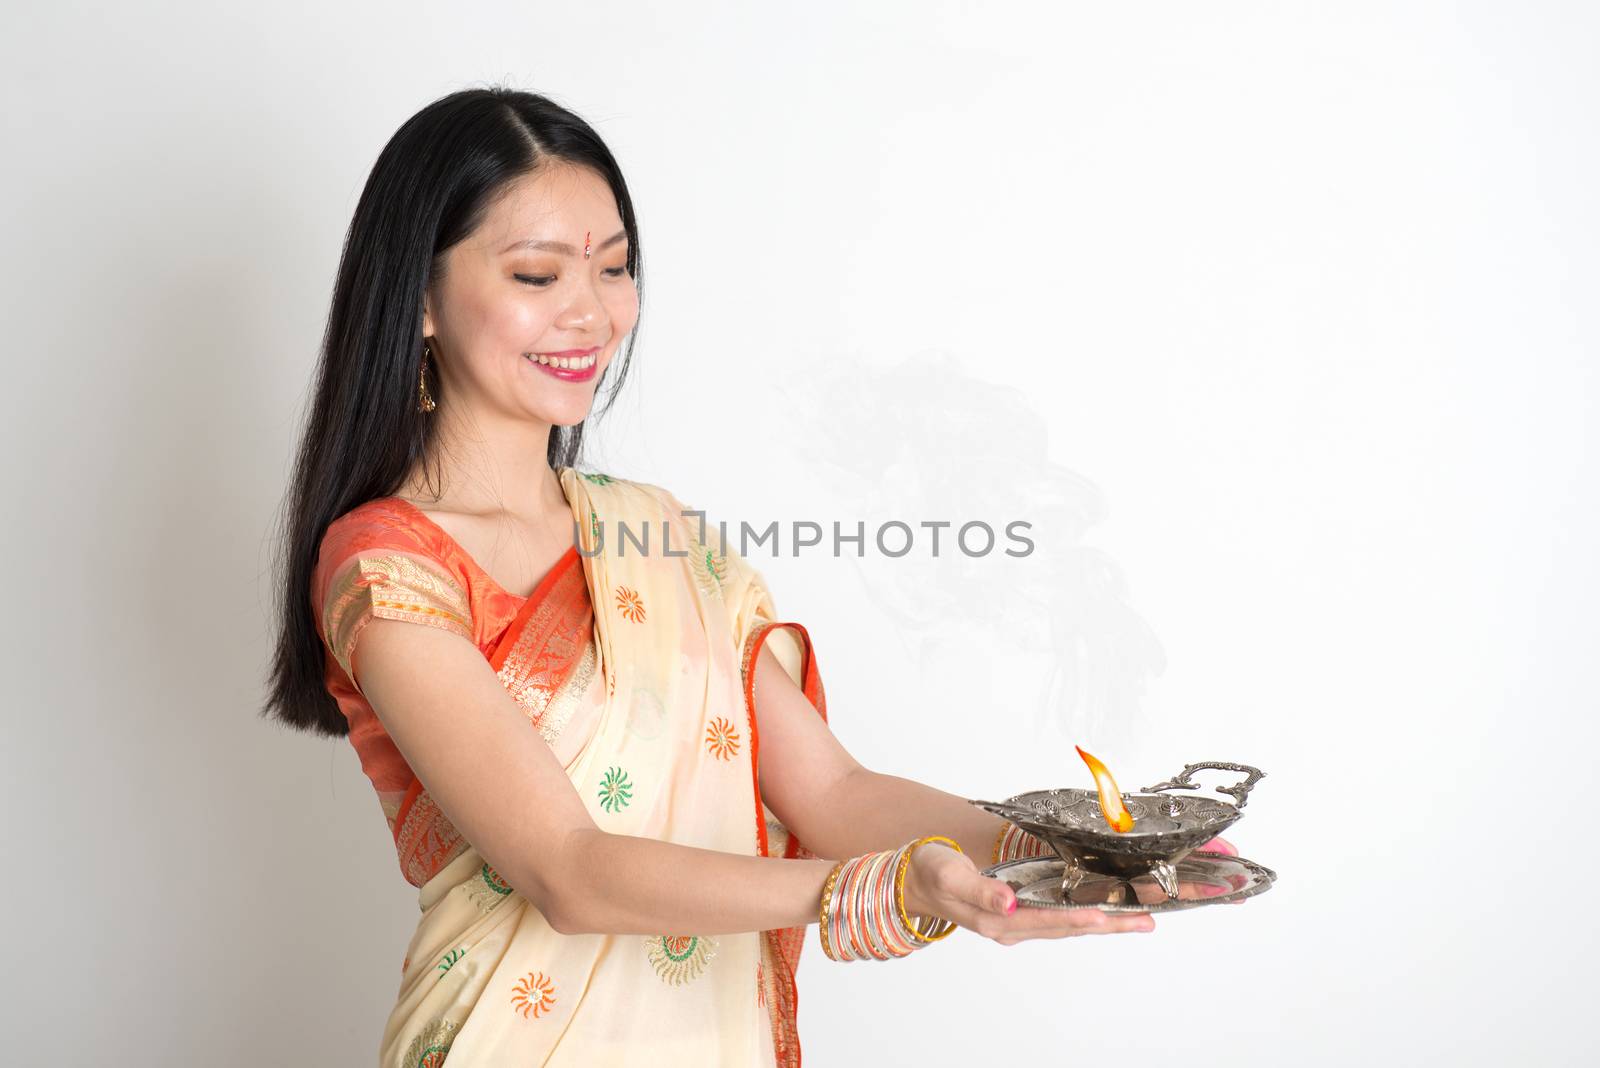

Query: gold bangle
left=992, top=823, right=1008, bottom=866
left=818, top=861, right=845, bottom=961
left=895, top=835, right=963, bottom=944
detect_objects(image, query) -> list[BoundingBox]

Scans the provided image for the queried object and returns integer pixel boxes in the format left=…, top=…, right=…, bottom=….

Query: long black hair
left=261, top=86, right=642, bottom=737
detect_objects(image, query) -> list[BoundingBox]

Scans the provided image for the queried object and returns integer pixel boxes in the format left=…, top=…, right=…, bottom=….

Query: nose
left=558, top=279, right=606, bottom=331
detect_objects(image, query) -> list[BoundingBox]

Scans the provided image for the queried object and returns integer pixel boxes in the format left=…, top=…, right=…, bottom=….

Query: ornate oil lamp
left=970, top=757, right=1277, bottom=911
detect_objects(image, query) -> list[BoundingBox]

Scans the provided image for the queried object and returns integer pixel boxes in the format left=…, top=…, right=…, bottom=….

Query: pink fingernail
left=1006, top=897, right=1018, bottom=915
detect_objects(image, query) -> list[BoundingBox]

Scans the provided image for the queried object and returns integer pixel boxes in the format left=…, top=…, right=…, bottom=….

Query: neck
left=400, top=409, right=568, bottom=521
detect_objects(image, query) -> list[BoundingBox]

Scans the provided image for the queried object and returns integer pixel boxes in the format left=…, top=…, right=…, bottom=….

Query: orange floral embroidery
left=706, top=716, right=741, bottom=761
left=510, top=971, right=557, bottom=1019
left=615, top=586, right=646, bottom=622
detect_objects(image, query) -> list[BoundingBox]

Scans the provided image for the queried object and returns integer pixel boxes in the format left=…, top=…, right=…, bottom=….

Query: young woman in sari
left=263, top=87, right=1234, bottom=1066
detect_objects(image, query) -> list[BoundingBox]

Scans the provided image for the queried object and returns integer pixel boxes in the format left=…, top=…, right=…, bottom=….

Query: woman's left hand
left=1198, top=835, right=1237, bottom=856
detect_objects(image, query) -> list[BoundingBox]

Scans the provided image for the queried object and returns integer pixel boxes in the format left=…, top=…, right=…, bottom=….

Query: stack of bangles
left=818, top=835, right=961, bottom=962
left=992, top=821, right=1054, bottom=866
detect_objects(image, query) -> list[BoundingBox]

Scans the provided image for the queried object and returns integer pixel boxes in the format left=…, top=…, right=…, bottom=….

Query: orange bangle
left=995, top=823, right=1053, bottom=864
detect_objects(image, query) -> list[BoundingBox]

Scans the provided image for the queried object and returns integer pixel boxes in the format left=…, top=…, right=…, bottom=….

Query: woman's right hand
left=902, top=841, right=1156, bottom=944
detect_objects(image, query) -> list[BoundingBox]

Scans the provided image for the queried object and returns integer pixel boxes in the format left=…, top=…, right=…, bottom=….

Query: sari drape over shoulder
left=310, top=468, right=827, bottom=1067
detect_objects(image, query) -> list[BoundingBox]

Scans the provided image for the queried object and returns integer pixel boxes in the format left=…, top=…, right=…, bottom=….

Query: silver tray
left=981, top=851, right=1277, bottom=913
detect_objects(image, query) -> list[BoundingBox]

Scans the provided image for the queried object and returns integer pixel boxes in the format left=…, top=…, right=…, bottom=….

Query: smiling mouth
left=525, top=352, right=599, bottom=370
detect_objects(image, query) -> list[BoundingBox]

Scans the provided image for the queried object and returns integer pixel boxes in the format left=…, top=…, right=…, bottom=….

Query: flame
left=1076, top=745, right=1135, bottom=832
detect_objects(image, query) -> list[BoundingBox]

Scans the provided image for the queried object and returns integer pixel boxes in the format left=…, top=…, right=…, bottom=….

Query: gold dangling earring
left=418, top=340, right=437, bottom=413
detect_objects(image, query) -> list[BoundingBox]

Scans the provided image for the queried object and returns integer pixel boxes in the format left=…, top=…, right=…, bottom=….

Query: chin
left=542, top=404, right=596, bottom=428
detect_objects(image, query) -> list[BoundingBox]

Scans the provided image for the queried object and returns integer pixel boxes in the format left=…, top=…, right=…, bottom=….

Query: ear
left=421, top=295, right=435, bottom=340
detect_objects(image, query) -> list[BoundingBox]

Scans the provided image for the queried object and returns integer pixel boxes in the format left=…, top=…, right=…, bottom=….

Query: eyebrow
left=500, top=228, right=629, bottom=256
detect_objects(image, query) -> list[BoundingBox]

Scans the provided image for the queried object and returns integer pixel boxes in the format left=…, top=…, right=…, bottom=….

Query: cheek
left=606, top=286, right=641, bottom=335
left=469, top=285, right=549, bottom=343
left=501, top=300, right=553, bottom=341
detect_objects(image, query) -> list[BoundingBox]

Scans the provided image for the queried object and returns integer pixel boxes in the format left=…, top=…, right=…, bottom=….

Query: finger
left=942, top=896, right=1138, bottom=940
left=983, top=876, right=1019, bottom=916
left=1063, top=910, right=1156, bottom=935
left=934, top=894, right=1022, bottom=938
left=925, top=873, right=1026, bottom=936
left=950, top=872, right=1018, bottom=916
left=1008, top=907, right=1112, bottom=933
left=1007, top=906, right=1154, bottom=937
left=1200, top=836, right=1238, bottom=856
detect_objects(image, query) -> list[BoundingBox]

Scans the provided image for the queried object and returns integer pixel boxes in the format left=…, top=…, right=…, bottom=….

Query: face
left=421, top=163, right=638, bottom=428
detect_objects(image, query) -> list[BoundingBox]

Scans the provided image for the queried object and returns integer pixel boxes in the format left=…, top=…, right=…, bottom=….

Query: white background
left=4, top=2, right=1596, bottom=1064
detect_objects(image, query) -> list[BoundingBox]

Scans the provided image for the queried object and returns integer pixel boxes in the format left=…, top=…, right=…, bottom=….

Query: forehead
left=476, top=164, right=621, bottom=247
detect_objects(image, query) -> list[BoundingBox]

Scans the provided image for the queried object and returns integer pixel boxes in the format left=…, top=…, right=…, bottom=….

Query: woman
left=262, top=87, right=1226, bottom=1066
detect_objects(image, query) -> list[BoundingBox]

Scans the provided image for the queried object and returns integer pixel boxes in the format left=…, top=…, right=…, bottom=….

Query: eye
left=515, top=267, right=630, bottom=287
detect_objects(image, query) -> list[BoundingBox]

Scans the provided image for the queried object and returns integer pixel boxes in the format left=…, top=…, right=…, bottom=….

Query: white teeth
left=527, top=352, right=597, bottom=370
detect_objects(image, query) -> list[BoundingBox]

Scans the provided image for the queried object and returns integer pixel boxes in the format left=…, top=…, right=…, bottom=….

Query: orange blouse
left=310, top=496, right=590, bottom=886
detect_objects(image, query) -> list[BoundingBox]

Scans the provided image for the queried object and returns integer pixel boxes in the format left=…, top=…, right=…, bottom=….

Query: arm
left=746, top=642, right=1008, bottom=865
left=355, top=620, right=1150, bottom=943
left=353, top=617, right=836, bottom=936
left=748, top=645, right=1237, bottom=871
left=748, top=645, right=1149, bottom=936
left=805, top=769, right=1010, bottom=864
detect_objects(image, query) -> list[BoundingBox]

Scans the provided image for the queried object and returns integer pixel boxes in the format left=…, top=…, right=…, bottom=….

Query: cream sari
left=314, top=468, right=827, bottom=1066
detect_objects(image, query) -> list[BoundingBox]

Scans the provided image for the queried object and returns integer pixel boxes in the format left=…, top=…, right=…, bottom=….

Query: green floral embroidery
left=438, top=948, right=465, bottom=975
left=589, top=509, right=601, bottom=542
left=581, top=471, right=615, bottom=485
left=598, top=766, right=633, bottom=813
left=463, top=862, right=514, bottom=913
left=481, top=863, right=512, bottom=895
